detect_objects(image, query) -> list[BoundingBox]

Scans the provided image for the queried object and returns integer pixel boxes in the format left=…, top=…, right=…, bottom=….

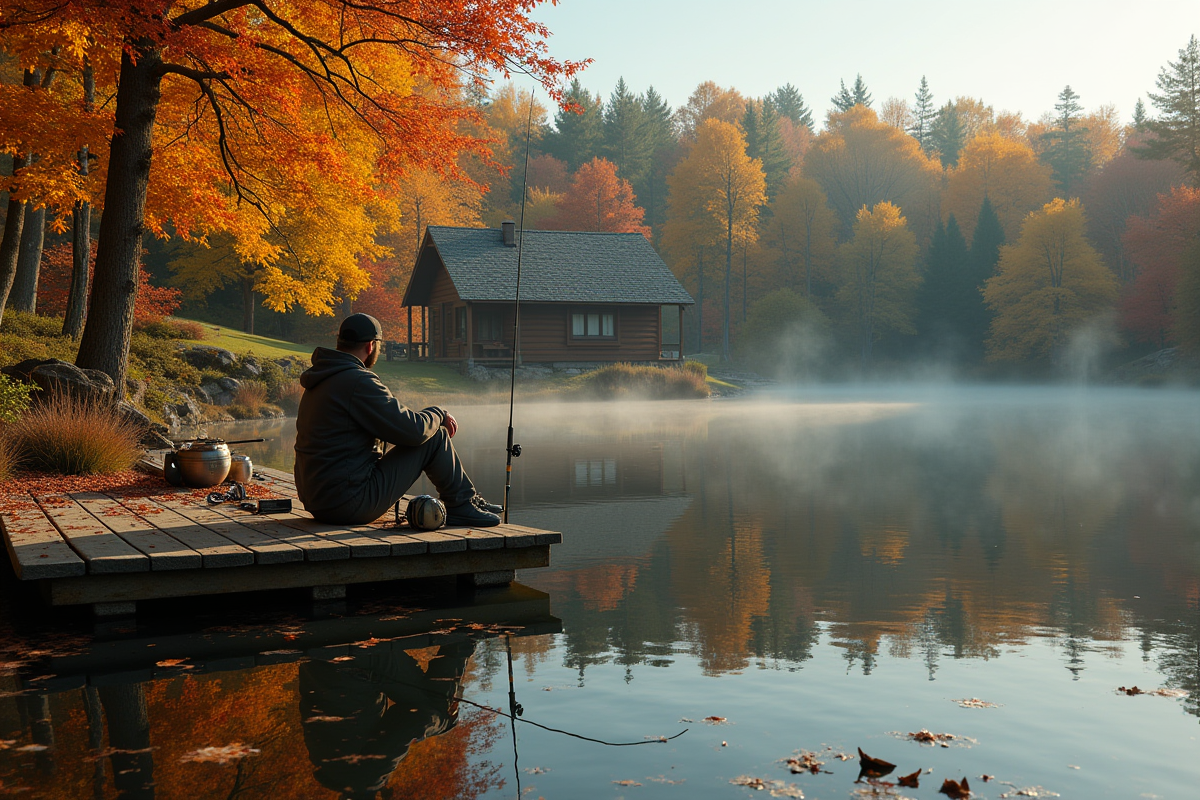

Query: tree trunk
left=64, top=63, right=95, bottom=340
left=75, top=43, right=164, bottom=396
left=10, top=203, right=46, bottom=313
left=241, top=276, right=255, bottom=334
left=723, top=218, right=733, bottom=362
left=98, top=683, right=154, bottom=800
left=0, top=155, right=29, bottom=325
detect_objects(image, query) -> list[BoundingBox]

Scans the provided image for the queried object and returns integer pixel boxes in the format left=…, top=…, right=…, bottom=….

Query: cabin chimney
left=501, top=220, right=517, bottom=247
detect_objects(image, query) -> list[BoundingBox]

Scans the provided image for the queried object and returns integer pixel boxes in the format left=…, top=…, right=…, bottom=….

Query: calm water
left=2, top=386, right=1199, bottom=799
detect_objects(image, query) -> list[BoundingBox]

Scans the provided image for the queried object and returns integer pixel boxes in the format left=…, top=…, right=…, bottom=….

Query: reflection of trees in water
left=532, top=399, right=1200, bottom=710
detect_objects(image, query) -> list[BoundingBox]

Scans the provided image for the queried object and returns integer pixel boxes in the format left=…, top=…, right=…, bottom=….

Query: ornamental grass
left=276, top=380, right=304, bottom=414
left=568, top=363, right=710, bottom=400
left=6, top=396, right=141, bottom=476
left=0, top=428, right=15, bottom=484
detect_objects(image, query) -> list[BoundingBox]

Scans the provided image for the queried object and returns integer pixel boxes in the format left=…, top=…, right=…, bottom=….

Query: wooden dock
left=0, top=453, right=561, bottom=615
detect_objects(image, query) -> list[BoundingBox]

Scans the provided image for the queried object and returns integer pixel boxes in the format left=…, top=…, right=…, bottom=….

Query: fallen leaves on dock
left=952, top=698, right=1001, bottom=709
left=179, top=743, right=260, bottom=765
left=730, top=776, right=804, bottom=797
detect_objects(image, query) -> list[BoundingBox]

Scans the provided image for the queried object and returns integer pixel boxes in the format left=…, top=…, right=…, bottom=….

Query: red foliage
left=526, top=153, right=570, bottom=194
left=353, top=256, right=413, bottom=340
left=545, top=157, right=651, bottom=238
left=1120, top=186, right=1200, bottom=347
left=37, top=242, right=181, bottom=323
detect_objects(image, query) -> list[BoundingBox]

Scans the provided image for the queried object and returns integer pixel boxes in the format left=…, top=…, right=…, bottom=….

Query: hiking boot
left=472, top=494, right=504, bottom=514
left=446, top=500, right=501, bottom=528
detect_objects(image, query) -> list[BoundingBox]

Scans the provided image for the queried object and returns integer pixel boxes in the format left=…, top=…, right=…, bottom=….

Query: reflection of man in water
left=299, top=639, right=476, bottom=799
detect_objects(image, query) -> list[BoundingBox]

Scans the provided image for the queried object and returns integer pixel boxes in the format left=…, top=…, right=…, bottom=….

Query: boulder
left=14, top=359, right=118, bottom=403
left=182, top=345, right=237, bottom=370
left=217, top=376, right=241, bottom=392
left=116, top=401, right=174, bottom=449
left=198, top=381, right=235, bottom=406
left=238, top=355, right=262, bottom=378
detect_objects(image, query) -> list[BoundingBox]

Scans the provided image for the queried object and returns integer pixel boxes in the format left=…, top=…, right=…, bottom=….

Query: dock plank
left=71, top=493, right=201, bottom=571
left=110, top=496, right=253, bottom=569
left=442, top=527, right=506, bottom=550
left=262, top=514, right=392, bottom=558
left=401, top=530, right=468, bottom=554
left=146, top=495, right=304, bottom=566
left=200, top=503, right=351, bottom=561
left=503, top=524, right=563, bottom=546
left=36, top=495, right=148, bottom=574
left=0, top=495, right=86, bottom=579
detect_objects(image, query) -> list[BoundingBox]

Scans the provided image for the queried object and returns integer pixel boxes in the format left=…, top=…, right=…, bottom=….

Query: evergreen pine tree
left=602, top=77, right=651, bottom=187
left=831, top=79, right=855, bottom=112
left=1132, top=97, right=1148, bottom=130
left=929, top=103, right=965, bottom=167
left=543, top=78, right=604, bottom=172
left=767, top=83, right=814, bottom=131
left=851, top=74, right=873, bottom=108
left=639, top=86, right=677, bottom=232
left=1041, top=85, right=1091, bottom=195
left=916, top=215, right=973, bottom=359
left=966, top=197, right=1005, bottom=358
left=1134, top=35, right=1200, bottom=181
left=911, top=76, right=936, bottom=149
left=744, top=101, right=791, bottom=200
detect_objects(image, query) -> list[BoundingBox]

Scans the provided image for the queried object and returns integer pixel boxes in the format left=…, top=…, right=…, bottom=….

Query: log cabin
left=401, top=222, right=694, bottom=366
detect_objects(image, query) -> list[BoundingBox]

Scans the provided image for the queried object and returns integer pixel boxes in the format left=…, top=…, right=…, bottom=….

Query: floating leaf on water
left=1117, top=686, right=1186, bottom=698
left=331, top=656, right=355, bottom=663
left=953, top=698, right=1001, bottom=709
left=732, top=775, right=767, bottom=789
left=939, top=777, right=970, bottom=798
left=857, top=748, right=896, bottom=779
left=783, top=751, right=825, bottom=774
left=155, top=659, right=191, bottom=669
left=523, top=767, right=550, bottom=775
left=403, top=646, right=442, bottom=673
left=730, top=777, right=803, bottom=797
left=703, top=715, right=728, bottom=724
left=999, top=788, right=1060, bottom=798
left=898, top=770, right=921, bottom=788
left=679, top=717, right=694, bottom=723
left=612, top=779, right=642, bottom=786
left=303, top=716, right=346, bottom=723
left=259, top=649, right=302, bottom=656
left=981, top=775, right=995, bottom=782
left=15, top=744, right=48, bottom=753
left=179, top=744, right=260, bottom=765
left=648, top=775, right=685, bottom=785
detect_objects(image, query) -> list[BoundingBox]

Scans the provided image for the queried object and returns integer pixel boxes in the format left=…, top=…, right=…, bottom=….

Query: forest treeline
left=2, top=7, right=1198, bottom=379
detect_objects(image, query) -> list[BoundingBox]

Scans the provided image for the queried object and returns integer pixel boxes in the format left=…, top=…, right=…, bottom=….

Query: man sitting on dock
left=294, top=313, right=502, bottom=527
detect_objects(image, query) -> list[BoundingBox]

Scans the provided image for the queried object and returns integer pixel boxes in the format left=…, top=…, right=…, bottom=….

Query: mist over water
left=6, top=385, right=1199, bottom=798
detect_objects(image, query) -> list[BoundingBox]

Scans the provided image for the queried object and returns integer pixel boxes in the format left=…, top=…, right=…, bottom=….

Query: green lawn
left=174, top=318, right=313, bottom=360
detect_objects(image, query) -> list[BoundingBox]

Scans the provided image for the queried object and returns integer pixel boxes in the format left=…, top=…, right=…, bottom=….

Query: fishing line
left=502, top=95, right=535, bottom=524
left=451, top=692, right=690, bottom=747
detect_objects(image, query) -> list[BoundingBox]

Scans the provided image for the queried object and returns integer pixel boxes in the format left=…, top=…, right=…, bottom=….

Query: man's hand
left=442, top=412, right=458, bottom=438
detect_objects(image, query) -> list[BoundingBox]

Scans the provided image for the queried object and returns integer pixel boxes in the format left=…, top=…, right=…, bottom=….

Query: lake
left=2, top=386, right=1198, bottom=799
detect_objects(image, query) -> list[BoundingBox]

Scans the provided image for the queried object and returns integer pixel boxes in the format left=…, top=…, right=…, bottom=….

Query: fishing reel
left=508, top=443, right=522, bottom=458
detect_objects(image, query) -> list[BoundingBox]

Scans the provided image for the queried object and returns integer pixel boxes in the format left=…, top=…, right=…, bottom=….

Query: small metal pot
left=177, top=440, right=231, bottom=488
left=228, top=454, right=253, bottom=484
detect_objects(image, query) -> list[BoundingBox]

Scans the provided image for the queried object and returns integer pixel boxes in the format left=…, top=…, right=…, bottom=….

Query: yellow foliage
left=984, top=198, right=1119, bottom=362
left=835, top=201, right=921, bottom=362
left=945, top=132, right=1054, bottom=242
left=762, top=171, right=838, bottom=296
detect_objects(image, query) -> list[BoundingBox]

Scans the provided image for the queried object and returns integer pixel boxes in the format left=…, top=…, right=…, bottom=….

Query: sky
left=525, top=0, right=1199, bottom=126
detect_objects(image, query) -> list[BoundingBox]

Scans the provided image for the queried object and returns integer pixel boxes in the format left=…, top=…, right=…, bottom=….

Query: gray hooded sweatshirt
left=294, top=347, right=445, bottom=514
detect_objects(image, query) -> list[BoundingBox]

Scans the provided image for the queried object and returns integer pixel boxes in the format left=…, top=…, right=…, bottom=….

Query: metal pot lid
left=180, top=439, right=229, bottom=452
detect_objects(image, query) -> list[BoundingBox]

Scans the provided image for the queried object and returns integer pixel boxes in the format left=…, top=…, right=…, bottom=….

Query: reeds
left=276, top=380, right=304, bottom=414
left=0, top=428, right=15, bottom=483
left=230, top=380, right=270, bottom=416
left=6, top=396, right=141, bottom=475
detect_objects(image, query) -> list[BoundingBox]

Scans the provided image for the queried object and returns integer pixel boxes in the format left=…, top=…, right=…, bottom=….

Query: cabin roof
left=403, top=226, right=695, bottom=306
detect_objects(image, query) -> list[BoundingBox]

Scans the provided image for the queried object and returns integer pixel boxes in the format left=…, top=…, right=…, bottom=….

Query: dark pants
left=314, top=429, right=475, bottom=524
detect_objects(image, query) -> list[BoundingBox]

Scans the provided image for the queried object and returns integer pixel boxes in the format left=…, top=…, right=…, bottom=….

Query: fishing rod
left=506, top=635, right=522, bottom=798
left=503, top=96, right=535, bottom=524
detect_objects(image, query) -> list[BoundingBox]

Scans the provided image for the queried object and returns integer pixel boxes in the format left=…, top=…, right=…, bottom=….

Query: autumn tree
left=0, top=0, right=581, bottom=396
left=667, top=119, right=765, bottom=360
left=880, top=97, right=914, bottom=132
left=673, top=81, right=746, bottom=140
left=836, top=201, right=920, bottom=366
left=944, top=132, right=1054, bottom=241
left=984, top=199, right=1118, bottom=362
left=1135, top=35, right=1200, bottom=182
left=804, top=105, right=942, bottom=243
left=545, top=157, right=650, bottom=237
left=762, top=171, right=837, bottom=298
left=663, top=152, right=718, bottom=352
left=1174, top=240, right=1200, bottom=353
left=1041, top=86, right=1092, bottom=195
left=1120, top=186, right=1200, bottom=347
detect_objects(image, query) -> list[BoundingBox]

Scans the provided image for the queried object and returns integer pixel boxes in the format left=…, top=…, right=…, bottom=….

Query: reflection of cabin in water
left=401, top=223, right=694, bottom=366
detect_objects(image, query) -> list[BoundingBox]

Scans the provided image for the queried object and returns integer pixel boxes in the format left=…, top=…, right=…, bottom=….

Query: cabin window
left=571, top=310, right=615, bottom=339
left=476, top=308, right=504, bottom=341
left=455, top=307, right=467, bottom=340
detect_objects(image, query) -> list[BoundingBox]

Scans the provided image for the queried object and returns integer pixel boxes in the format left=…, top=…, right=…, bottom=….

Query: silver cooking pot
left=164, top=438, right=264, bottom=488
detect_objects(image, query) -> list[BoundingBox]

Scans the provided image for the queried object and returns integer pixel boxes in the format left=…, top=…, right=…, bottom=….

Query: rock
left=238, top=356, right=262, bottom=378
left=126, top=378, right=147, bottom=406
left=116, top=401, right=174, bottom=448
left=274, top=358, right=296, bottom=368
left=18, top=359, right=117, bottom=402
left=182, top=345, right=237, bottom=369
left=198, top=382, right=221, bottom=403
left=217, top=376, right=241, bottom=392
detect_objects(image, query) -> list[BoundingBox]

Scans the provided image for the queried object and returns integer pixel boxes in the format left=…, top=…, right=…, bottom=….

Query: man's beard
left=363, top=346, right=380, bottom=368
